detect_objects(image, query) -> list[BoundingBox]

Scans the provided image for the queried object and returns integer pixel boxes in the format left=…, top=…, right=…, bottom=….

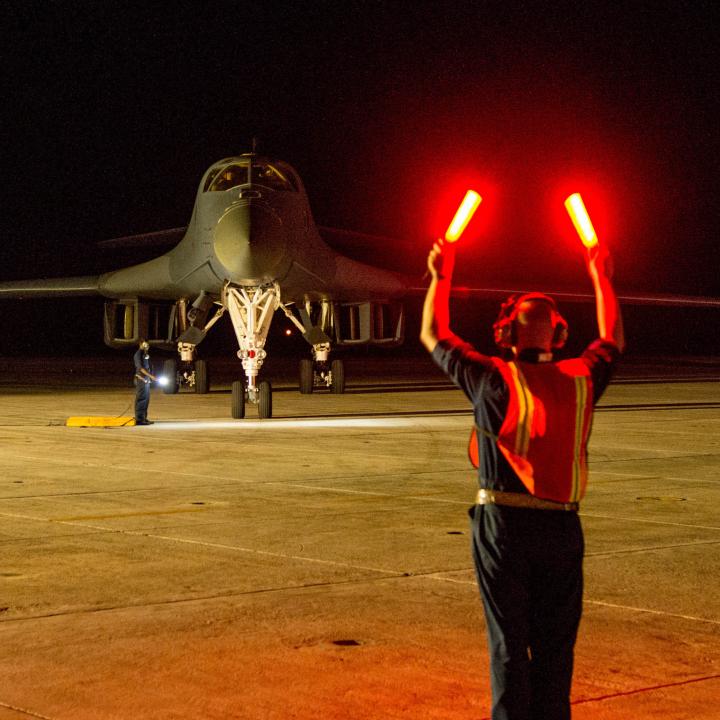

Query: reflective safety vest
left=469, top=357, right=594, bottom=504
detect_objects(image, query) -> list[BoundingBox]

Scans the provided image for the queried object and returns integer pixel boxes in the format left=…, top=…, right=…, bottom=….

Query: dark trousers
left=134, top=379, right=150, bottom=421
left=470, top=503, right=584, bottom=720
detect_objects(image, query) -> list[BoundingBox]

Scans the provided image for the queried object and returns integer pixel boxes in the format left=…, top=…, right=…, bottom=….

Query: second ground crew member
left=420, top=239, right=624, bottom=720
left=134, top=340, right=158, bottom=425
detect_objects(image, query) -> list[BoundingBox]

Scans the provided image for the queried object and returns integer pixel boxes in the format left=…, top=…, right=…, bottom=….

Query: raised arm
left=586, top=243, right=625, bottom=352
left=420, top=239, right=456, bottom=352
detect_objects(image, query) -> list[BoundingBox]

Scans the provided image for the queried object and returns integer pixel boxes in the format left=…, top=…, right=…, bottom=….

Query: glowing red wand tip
left=445, top=190, right=482, bottom=243
left=564, top=192, right=598, bottom=248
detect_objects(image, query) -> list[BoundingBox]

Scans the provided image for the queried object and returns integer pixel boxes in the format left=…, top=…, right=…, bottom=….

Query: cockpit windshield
left=204, top=159, right=296, bottom=192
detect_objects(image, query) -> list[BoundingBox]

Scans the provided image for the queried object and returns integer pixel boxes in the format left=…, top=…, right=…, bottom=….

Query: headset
left=493, top=292, right=568, bottom=350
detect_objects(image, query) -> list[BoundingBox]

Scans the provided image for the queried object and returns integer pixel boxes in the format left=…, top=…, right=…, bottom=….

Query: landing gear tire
left=163, top=358, right=179, bottom=394
left=299, top=358, right=314, bottom=394
left=258, top=380, right=273, bottom=419
left=330, top=359, right=345, bottom=394
left=231, top=379, right=245, bottom=419
left=194, top=359, right=209, bottom=394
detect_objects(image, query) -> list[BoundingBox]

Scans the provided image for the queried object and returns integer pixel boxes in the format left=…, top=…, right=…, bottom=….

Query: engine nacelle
left=103, top=299, right=177, bottom=350
left=334, top=301, right=404, bottom=347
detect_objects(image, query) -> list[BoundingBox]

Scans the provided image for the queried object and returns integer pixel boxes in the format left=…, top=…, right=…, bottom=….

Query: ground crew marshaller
left=420, top=239, right=624, bottom=720
left=133, top=340, right=158, bottom=425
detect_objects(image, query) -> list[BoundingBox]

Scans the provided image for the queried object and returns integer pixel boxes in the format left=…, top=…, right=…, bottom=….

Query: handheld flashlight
left=445, top=190, right=482, bottom=243
left=157, top=376, right=169, bottom=387
left=564, top=193, right=598, bottom=248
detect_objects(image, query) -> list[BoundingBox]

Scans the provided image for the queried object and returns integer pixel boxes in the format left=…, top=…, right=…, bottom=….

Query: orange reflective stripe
left=468, top=426, right=480, bottom=468
left=508, top=363, right=534, bottom=458
left=468, top=425, right=500, bottom=469
left=571, top=376, right=588, bottom=502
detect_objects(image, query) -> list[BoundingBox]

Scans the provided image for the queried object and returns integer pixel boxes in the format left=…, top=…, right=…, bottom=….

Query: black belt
left=476, top=488, right=579, bottom=512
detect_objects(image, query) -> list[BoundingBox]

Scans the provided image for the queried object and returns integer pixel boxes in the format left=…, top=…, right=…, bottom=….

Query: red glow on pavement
left=445, top=190, right=482, bottom=242
left=564, top=193, right=598, bottom=247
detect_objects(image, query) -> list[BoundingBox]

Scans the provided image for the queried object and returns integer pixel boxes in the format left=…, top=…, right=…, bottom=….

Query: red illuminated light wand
left=423, top=190, right=482, bottom=281
left=423, top=189, right=482, bottom=282
left=564, top=192, right=598, bottom=248
left=444, top=190, right=483, bottom=243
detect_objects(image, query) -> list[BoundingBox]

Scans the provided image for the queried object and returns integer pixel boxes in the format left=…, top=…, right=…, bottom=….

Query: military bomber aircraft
left=0, top=154, right=408, bottom=418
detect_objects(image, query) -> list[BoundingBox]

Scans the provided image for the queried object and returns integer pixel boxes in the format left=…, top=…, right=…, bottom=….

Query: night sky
left=2, top=2, right=718, bottom=300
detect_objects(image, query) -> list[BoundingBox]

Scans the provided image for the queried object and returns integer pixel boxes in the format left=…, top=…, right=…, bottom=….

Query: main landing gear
left=165, top=285, right=347, bottom=419
left=298, top=346, right=345, bottom=395
left=161, top=355, right=210, bottom=395
left=280, top=299, right=346, bottom=396
left=162, top=295, right=226, bottom=396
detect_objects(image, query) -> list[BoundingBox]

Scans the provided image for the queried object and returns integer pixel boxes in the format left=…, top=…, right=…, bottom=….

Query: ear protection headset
left=493, top=292, right=568, bottom=349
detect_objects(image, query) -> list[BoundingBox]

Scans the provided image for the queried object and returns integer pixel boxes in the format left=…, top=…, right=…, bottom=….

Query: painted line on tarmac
left=583, top=599, right=720, bottom=626
left=262, top=481, right=470, bottom=505
left=571, top=673, right=720, bottom=709
left=404, top=572, right=720, bottom=627
left=581, top=512, right=720, bottom=531
left=598, top=401, right=720, bottom=411
left=51, top=507, right=210, bottom=521
left=0, top=701, right=54, bottom=720
left=424, top=572, right=720, bottom=626
left=4, top=461, right=719, bottom=531
left=0, top=510, right=404, bottom=578
left=5, top=506, right=720, bottom=629
left=585, top=538, right=720, bottom=557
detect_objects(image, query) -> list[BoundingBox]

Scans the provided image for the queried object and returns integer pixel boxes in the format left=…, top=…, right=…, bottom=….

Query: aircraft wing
left=0, top=226, right=187, bottom=300
left=444, top=286, right=720, bottom=308
left=97, top=227, right=187, bottom=250
left=318, top=226, right=421, bottom=274
left=0, top=276, right=101, bottom=298
left=320, top=227, right=720, bottom=309
left=405, top=285, right=720, bottom=308
left=541, top=290, right=720, bottom=308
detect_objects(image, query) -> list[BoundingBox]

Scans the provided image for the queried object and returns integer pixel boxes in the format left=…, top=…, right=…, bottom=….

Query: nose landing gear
left=225, top=283, right=278, bottom=419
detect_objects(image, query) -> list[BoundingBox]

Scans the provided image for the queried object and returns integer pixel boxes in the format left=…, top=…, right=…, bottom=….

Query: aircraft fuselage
left=97, top=155, right=406, bottom=304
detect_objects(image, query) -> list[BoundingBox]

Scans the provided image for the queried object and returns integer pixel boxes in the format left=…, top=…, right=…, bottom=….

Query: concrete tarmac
left=0, top=356, right=718, bottom=719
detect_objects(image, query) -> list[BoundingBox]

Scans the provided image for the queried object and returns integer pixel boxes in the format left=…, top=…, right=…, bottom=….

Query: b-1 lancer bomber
left=0, top=154, right=409, bottom=418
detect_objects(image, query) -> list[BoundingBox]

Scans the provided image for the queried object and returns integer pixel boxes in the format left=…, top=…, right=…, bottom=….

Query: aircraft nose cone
left=214, top=202, right=286, bottom=282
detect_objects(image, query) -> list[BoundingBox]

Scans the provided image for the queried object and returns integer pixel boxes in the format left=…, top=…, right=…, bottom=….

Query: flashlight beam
left=445, top=190, right=482, bottom=243
left=564, top=193, right=598, bottom=248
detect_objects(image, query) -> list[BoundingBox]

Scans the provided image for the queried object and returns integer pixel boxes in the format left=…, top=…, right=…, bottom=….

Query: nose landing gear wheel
left=163, top=358, right=179, bottom=394
left=330, top=359, right=345, bottom=394
left=258, top=380, right=273, bottom=419
left=299, top=358, right=314, bottom=394
left=231, top=379, right=245, bottom=419
left=194, top=359, right=209, bottom=394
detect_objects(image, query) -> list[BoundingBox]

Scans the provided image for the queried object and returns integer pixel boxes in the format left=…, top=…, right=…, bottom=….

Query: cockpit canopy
left=203, top=158, right=298, bottom=193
